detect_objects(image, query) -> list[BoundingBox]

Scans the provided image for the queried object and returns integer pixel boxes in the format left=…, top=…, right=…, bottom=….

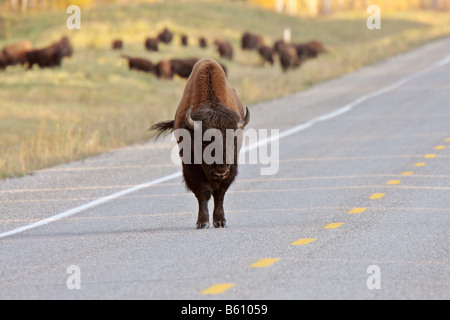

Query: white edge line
left=1, top=54, right=449, bottom=239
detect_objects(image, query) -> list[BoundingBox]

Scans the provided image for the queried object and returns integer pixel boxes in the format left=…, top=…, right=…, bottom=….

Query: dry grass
left=0, top=1, right=449, bottom=179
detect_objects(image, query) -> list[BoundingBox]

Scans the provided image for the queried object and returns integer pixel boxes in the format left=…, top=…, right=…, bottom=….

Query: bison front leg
left=195, top=191, right=211, bottom=229
left=213, top=189, right=227, bottom=228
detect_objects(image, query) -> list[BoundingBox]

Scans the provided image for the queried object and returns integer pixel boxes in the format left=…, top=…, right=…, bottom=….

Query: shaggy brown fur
left=168, top=58, right=227, bottom=79
left=145, top=37, right=159, bottom=51
left=169, top=58, right=199, bottom=79
left=173, top=58, right=244, bottom=130
left=241, top=31, right=264, bottom=50
left=2, top=40, right=33, bottom=65
left=0, top=52, right=8, bottom=70
left=198, top=37, right=208, bottom=48
left=214, top=39, right=233, bottom=60
left=25, top=37, right=72, bottom=69
left=157, top=27, right=173, bottom=44
left=180, top=34, right=188, bottom=46
left=278, top=44, right=301, bottom=72
left=257, top=44, right=274, bottom=65
left=272, top=39, right=286, bottom=54
left=122, top=55, right=154, bottom=73
left=150, top=58, right=249, bottom=229
left=112, top=39, right=123, bottom=50
left=293, top=40, right=327, bottom=61
left=154, top=60, right=173, bottom=79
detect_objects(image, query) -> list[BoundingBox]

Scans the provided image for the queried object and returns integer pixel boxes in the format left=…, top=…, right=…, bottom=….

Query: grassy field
left=1, top=1, right=450, bottom=179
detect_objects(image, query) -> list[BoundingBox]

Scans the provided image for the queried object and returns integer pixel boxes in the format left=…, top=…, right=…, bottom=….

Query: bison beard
left=150, top=58, right=249, bottom=229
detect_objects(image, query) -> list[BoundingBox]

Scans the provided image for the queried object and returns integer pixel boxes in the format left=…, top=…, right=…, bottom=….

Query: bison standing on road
left=151, top=58, right=250, bottom=229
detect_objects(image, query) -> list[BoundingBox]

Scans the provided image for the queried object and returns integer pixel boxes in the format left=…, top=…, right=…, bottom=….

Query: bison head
left=183, top=104, right=250, bottom=182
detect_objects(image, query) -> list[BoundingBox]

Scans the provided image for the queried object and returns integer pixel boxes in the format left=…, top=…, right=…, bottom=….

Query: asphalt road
left=0, top=37, right=449, bottom=300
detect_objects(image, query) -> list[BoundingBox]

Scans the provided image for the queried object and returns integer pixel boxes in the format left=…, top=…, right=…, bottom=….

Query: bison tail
left=150, top=120, right=175, bottom=139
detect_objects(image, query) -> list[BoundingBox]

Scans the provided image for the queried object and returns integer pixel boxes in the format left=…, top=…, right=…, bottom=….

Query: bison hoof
left=213, top=221, right=228, bottom=228
left=196, top=222, right=210, bottom=229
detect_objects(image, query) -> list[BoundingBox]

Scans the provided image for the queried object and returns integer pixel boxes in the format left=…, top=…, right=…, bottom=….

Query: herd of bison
left=0, top=26, right=326, bottom=79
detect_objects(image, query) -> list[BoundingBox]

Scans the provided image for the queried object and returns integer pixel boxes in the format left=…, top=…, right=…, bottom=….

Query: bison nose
left=211, top=169, right=229, bottom=179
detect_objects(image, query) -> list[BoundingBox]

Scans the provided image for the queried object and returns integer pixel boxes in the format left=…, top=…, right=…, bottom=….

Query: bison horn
left=237, top=107, right=250, bottom=129
left=185, top=105, right=196, bottom=130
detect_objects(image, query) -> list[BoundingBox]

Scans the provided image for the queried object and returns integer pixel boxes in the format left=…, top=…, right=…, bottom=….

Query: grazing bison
left=26, top=36, right=72, bottom=69
left=198, top=37, right=208, bottom=48
left=214, top=39, right=233, bottom=60
left=180, top=34, right=188, bottom=46
left=293, top=40, right=327, bottom=61
left=257, top=44, right=274, bottom=65
left=26, top=48, right=64, bottom=69
left=151, top=58, right=250, bottom=229
left=145, top=37, right=159, bottom=51
left=278, top=44, right=301, bottom=72
left=2, top=40, right=33, bottom=65
left=241, top=31, right=264, bottom=50
left=112, top=39, right=123, bottom=50
left=306, top=40, right=327, bottom=57
left=157, top=28, right=173, bottom=44
left=154, top=60, right=173, bottom=79
left=272, top=39, right=286, bottom=54
left=168, top=58, right=228, bottom=79
left=122, top=55, right=154, bottom=73
left=52, top=36, right=73, bottom=58
left=169, top=58, right=199, bottom=79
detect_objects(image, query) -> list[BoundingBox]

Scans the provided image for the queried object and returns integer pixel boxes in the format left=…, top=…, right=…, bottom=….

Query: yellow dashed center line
left=414, top=162, right=426, bottom=167
left=348, top=208, right=367, bottom=214
left=201, top=140, right=449, bottom=297
left=201, top=283, right=235, bottom=295
left=369, top=193, right=385, bottom=200
left=290, top=238, right=317, bottom=245
left=323, top=222, right=344, bottom=229
left=250, top=258, right=281, bottom=268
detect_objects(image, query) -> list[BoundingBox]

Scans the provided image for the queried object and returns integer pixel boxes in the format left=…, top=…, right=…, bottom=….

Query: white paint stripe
left=0, top=172, right=181, bottom=239
left=1, top=55, right=449, bottom=239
